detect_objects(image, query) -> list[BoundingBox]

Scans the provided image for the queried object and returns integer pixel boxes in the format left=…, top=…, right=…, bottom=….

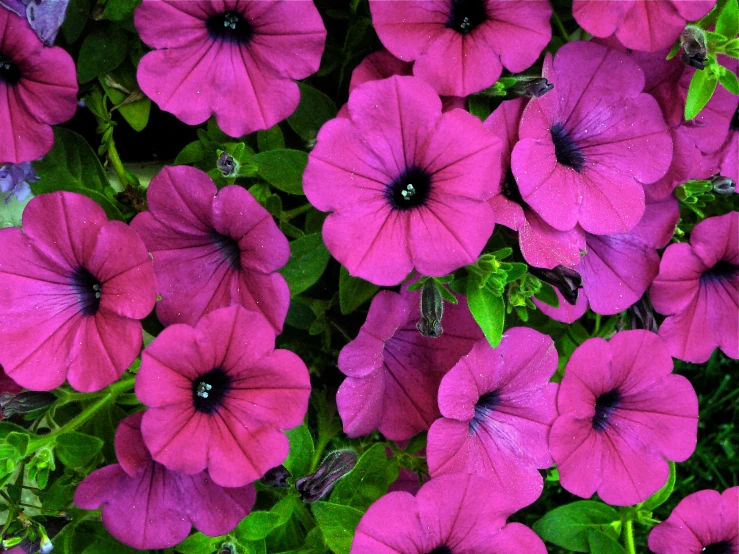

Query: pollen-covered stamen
left=551, top=122, right=586, bottom=172
left=196, top=382, right=212, bottom=398
left=400, top=184, right=416, bottom=200
left=593, top=389, right=622, bottom=432
left=701, top=540, right=734, bottom=554
left=70, top=267, right=103, bottom=316
left=206, top=11, right=254, bottom=44
left=446, top=0, right=487, bottom=34
left=0, top=54, right=21, bottom=86
left=387, top=166, right=431, bottom=210
left=192, top=368, right=231, bottom=414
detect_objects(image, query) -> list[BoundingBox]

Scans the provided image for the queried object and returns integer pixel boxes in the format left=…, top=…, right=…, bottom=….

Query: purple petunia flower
left=337, top=287, right=482, bottom=441
left=134, top=0, right=326, bottom=137
left=573, top=0, right=714, bottom=52
left=0, top=192, right=157, bottom=392
left=426, top=328, right=558, bottom=510
left=369, top=0, right=552, bottom=97
left=0, top=8, right=77, bottom=164
left=550, top=330, right=698, bottom=506
left=648, top=487, right=739, bottom=554
left=651, top=212, right=739, bottom=363
left=304, top=75, right=501, bottom=286
left=0, top=161, right=36, bottom=203
left=486, top=98, right=586, bottom=269
left=135, top=305, right=311, bottom=487
left=510, top=41, right=672, bottom=235
left=0, top=0, right=70, bottom=45
left=130, top=165, right=290, bottom=332
left=351, top=474, right=547, bottom=553
left=74, top=412, right=256, bottom=551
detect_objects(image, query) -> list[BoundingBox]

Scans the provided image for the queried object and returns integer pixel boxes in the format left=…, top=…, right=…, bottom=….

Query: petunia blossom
left=648, top=487, right=739, bottom=554
left=510, top=41, right=672, bottom=235
left=369, top=0, right=552, bottom=97
left=130, top=165, right=290, bottom=332
left=304, top=75, right=501, bottom=286
left=75, top=412, right=256, bottom=551
left=651, top=211, right=739, bottom=363
left=426, top=328, right=558, bottom=510
left=0, top=192, right=157, bottom=392
left=573, top=0, right=714, bottom=52
left=0, top=8, right=77, bottom=164
left=135, top=305, right=311, bottom=487
left=550, top=330, right=698, bottom=506
left=0, top=161, right=36, bottom=203
left=351, top=474, right=547, bottom=553
left=337, top=287, right=482, bottom=441
left=134, top=0, right=326, bottom=137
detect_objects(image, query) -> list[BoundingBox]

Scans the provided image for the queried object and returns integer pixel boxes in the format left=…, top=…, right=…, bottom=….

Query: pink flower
left=648, top=487, right=739, bottom=554
left=426, top=328, right=558, bottom=510
left=351, top=474, right=547, bottom=553
left=131, top=165, right=290, bottom=332
left=573, top=0, right=714, bottom=52
left=134, top=0, right=326, bottom=137
left=0, top=192, right=156, bottom=392
left=135, top=305, right=311, bottom=487
left=651, top=212, right=739, bottom=363
left=75, top=413, right=256, bottom=550
left=369, top=0, right=552, bottom=97
left=337, top=287, right=481, bottom=441
left=486, top=98, right=585, bottom=269
left=550, top=330, right=698, bottom=506
left=511, top=41, right=672, bottom=235
left=704, top=99, right=738, bottom=185
left=0, top=8, right=77, bottom=164
left=304, top=75, right=500, bottom=286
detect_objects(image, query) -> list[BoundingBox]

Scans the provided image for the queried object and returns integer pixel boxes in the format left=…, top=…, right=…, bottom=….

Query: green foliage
left=281, top=234, right=332, bottom=295
left=330, top=444, right=398, bottom=510
left=339, top=267, right=380, bottom=315
left=253, top=149, right=309, bottom=195
left=685, top=68, right=719, bottom=121
left=77, top=24, right=129, bottom=83
left=311, top=502, right=363, bottom=554
left=288, top=83, right=339, bottom=142
left=533, top=501, right=621, bottom=552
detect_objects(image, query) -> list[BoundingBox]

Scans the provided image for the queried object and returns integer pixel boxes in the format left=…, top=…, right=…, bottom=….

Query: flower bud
left=296, top=449, right=358, bottom=502
left=710, top=174, right=736, bottom=196
left=261, top=464, right=291, bottom=488
left=628, top=296, right=657, bottom=333
left=506, top=77, right=554, bottom=99
left=530, top=265, right=582, bottom=305
left=217, top=151, right=237, bottom=177
left=680, top=26, right=707, bottom=70
left=417, top=279, right=444, bottom=338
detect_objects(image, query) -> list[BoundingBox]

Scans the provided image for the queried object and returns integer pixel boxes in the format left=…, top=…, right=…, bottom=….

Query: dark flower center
left=192, top=368, right=231, bottom=414
left=70, top=267, right=102, bottom=316
left=206, top=11, right=254, bottom=44
left=551, top=122, right=586, bottom=172
left=730, top=101, right=739, bottom=131
left=428, top=547, right=454, bottom=554
left=702, top=541, right=734, bottom=554
left=593, top=389, right=621, bottom=432
left=0, top=54, right=21, bottom=86
left=501, top=168, right=528, bottom=208
left=446, top=0, right=487, bottom=34
left=470, top=390, right=500, bottom=432
left=211, top=231, right=242, bottom=270
left=702, top=260, right=739, bottom=283
left=386, top=165, right=432, bottom=210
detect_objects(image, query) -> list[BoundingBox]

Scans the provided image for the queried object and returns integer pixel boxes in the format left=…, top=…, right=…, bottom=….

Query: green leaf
left=716, top=0, right=739, bottom=39
left=719, top=69, right=739, bottom=94
left=331, top=444, right=397, bottom=510
left=280, top=234, right=331, bottom=295
left=535, top=283, right=559, bottom=308
left=5, top=432, right=28, bottom=457
left=62, top=0, right=91, bottom=43
left=311, top=502, right=363, bottom=554
left=284, top=423, right=315, bottom=478
left=587, top=530, right=627, bottom=554
left=468, top=95, right=491, bottom=121
left=684, top=69, right=719, bottom=120
left=103, top=0, right=142, bottom=21
left=288, top=83, right=338, bottom=142
left=77, top=23, right=128, bottom=83
left=100, top=63, right=151, bottom=132
left=258, top=125, right=286, bottom=151
left=234, top=511, right=281, bottom=542
left=174, top=532, right=221, bottom=554
left=175, top=141, right=206, bottom=166
left=467, top=285, right=505, bottom=347
left=533, top=501, right=620, bottom=553
left=55, top=432, right=104, bottom=468
left=253, top=149, right=308, bottom=195
left=339, top=267, right=380, bottom=315
left=640, top=461, right=676, bottom=511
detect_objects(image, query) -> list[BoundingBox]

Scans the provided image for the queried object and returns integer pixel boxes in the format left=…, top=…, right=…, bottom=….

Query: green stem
left=294, top=498, right=316, bottom=529
left=106, top=137, right=131, bottom=188
left=552, top=12, right=570, bottom=42
left=283, top=203, right=314, bottom=221
left=593, top=313, right=602, bottom=336
left=682, top=201, right=706, bottom=219
left=623, top=516, right=636, bottom=554
left=311, top=436, right=331, bottom=473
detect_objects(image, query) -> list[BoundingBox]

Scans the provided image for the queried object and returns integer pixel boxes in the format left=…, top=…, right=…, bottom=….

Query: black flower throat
left=701, top=540, right=735, bottom=554
left=211, top=230, right=242, bottom=270
left=593, top=389, right=621, bottom=432
left=0, top=54, right=21, bottom=86
left=387, top=166, right=431, bottom=210
left=192, top=368, right=231, bottom=414
left=428, top=547, right=454, bottom=554
left=702, top=260, right=739, bottom=283
left=71, top=267, right=102, bottom=316
left=206, top=11, right=254, bottom=44
left=469, top=390, right=500, bottom=433
left=446, top=0, right=487, bottom=34
left=551, top=122, right=586, bottom=172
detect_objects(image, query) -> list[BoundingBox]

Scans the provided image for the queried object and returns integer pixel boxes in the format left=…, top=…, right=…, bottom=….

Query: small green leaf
left=339, top=266, right=380, bottom=315
left=716, top=0, right=739, bottom=40
left=468, top=95, right=491, bottom=121
left=284, top=423, right=315, bottom=478
left=175, top=141, right=206, bottom=166
left=685, top=69, right=719, bottom=120
left=281, top=234, right=331, bottom=295
left=174, top=532, right=221, bottom=554
left=257, top=125, right=286, bottom=152
left=467, top=285, right=505, bottom=347
left=331, top=444, right=397, bottom=510
left=535, top=283, right=559, bottom=308
left=640, top=461, right=676, bottom=511
left=234, top=511, right=281, bottom=542
left=103, top=0, right=142, bottom=21
left=587, top=530, right=627, bottom=554
left=719, top=69, right=739, bottom=94
left=288, top=83, right=338, bottom=142
left=62, top=0, right=91, bottom=43
left=533, top=501, right=620, bottom=553
left=77, top=24, right=128, bottom=83
left=311, top=502, right=363, bottom=554
left=253, top=149, right=308, bottom=195
left=55, top=432, right=104, bottom=468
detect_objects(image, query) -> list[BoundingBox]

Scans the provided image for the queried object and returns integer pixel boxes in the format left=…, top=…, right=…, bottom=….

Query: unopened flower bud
left=507, top=77, right=554, bottom=99
left=710, top=174, right=736, bottom=196
left=680, top=26, right=707, bottom=70
left=217, top=151, right=237, bottom=177
left=296, top=449, right=358, bottom=502
left=628, top=296, right=657, bottom=333
left=417, top=279, right=444, bottom=338
left=0, top=392, right=55, bottom=420
left=261, top=464, right=291, bottom=488
left=530, top=265, right=582, bottom=305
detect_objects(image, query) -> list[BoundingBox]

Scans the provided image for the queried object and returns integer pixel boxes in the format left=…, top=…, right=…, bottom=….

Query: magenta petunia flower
left=0, top=192, right=156, bottom=392
left=486, top=98, right=585, bottom=269
left=351, top=474, right=547, bottom=553
left=648, top=487, right=739, bottom=554
left=510, top=41, right=672, bottom=235
left=337, top=287, right=482, bottom=441
left=304, top=75, right=501, bottom=286
left=651, top=212, right=739, bottom=363
left=573, top=0, right=714, bottom=52
left=0, top=8, right=77, bottom=164
left=550, top=330, right=698, bottom=506
left=134, top=0, right=326, bottom=137
left=426, top=328, right=558, bottom=510
left=131, top=165, right=290, bottom=332
left=369, top=0, right=552, bottom=97
left=75, top=412, right=256, bottom=551
left=135, top=305, right=311, bottom=487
